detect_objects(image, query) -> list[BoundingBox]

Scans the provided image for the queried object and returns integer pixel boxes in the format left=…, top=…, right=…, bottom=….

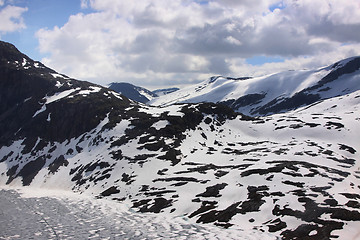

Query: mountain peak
left=108, top=82, right=157, bottom=103
left=0, top=41, right=131, bottom=146
left=0, top=41, right=30, bottom=64
left=0, top=40, right=47, bottom=72
left=0, top=41, right=20, bottom=57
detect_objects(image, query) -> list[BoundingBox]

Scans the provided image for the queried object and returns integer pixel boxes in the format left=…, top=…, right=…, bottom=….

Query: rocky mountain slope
left=149, top=58, right=360, bottom=116
left=108, top=82, right=157, bottom=103
left=0, top=41, right=359, bottom=239
left=108, top=82, right=179, bottom=103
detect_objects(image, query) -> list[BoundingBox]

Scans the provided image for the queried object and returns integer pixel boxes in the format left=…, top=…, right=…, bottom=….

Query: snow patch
left=33, top=105, right=46, bottom=118
left=23, top=97, right=32, bottom=102
left=33, top=62, right=42, bottom=68
left=138, top=89, right=155, bottom=101
left=139, top=104, right=185, bottom=117
left=51, top=73, right=70, bottom=80
left=77, top=86, right=102, bottom=96
left=151, top=120, right=169, bottom=130
left=45, top=88, right=79, bottom=104
left=21, top=58, right=27, bottom=67
left=110, top=91, right=123, bottom=100
left=55, top=81, right=64, bottom=88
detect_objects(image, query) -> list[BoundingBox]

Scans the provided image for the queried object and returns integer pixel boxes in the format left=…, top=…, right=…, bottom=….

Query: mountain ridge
left=108, top=82, right=157, bottom=103
left=149, top=56, right=360, bottom=116
left=108, top=82, right=180, bottom=103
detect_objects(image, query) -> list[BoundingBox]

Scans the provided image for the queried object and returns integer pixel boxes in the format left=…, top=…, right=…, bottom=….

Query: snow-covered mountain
left=1, top=41, right=360, bottom=239
left=108, top=82, right=157, bottom=103
left=149, top=58, right=360, bottom=116
left=152, top=87, right=180, bottom=96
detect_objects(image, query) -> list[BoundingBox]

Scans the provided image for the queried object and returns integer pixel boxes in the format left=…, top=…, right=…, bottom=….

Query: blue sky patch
left=269, top=1, right=286, bottom=12
left=246, top=55, right=285, bottom=66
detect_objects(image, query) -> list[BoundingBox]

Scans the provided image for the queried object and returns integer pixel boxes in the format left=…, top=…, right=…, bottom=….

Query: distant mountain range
left=1, top=40, right=359, bottom=239
left=150, top=57, right=360, bottom=116
left=108, top=82, right=179, bottom=103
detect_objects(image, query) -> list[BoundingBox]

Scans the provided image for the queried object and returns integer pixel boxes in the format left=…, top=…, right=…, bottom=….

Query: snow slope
left=1, top=90, right=359, bottom=239
left=149, top=57, right=360, bottom=116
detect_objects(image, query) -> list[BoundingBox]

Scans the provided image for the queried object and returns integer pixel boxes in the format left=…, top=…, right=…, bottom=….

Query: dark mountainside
left=0, top=41, right=359, bottom=239
left=108, top=82, right=180, bottom=103
left=108, top=82, right=157, bottom=103
left=0, top=41, right=132, bottom=147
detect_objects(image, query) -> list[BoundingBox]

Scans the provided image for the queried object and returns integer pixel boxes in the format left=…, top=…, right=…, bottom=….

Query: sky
left=1, top=0, right=360, bottom=89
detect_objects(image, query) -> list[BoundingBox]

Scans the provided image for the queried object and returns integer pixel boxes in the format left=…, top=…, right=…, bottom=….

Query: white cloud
left=229, top=44, right=360, bottom=77
left=0, top=4, right=27, bottom=33
left=80, top=0, right=89, bottom=9
left=36, top=0, right=360, bottom=88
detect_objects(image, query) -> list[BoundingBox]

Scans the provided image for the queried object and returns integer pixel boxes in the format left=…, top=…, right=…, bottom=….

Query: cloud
left=229, top=44, right=360, bottom=77
left=0, top=4, right=27, bottom=34
left=80, top=0, right=89, bottom=9
left=36, top=0, right=360, bottom=88
left=282, top=0, right=360, bottom=43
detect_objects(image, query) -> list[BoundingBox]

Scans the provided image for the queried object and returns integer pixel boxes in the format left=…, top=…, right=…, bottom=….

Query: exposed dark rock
left=196, top=183, right=228, bottom=198
left=214, top=170, right=229, bottom=178
left=6, top=164, right=18, bottom=184
left=158, top=149, right=182, bottom=166
left=258, top=93, right=315, bottom=115
left=157, top=168, right=168, bottom=175
left=346, top=200, right=360, bottom=209
left=16, top=156, right=46, bottom=186
left=239, top=186, right=269, bottom=214
left=267, top=218, right=287, bottom=232
left=121, top=173, right=136, bottom=184
left=325, top=121, right=344, bottom=129
left=339, top=144, right=356, bottom=154
left=48, top=155, right=69, bottom=173
left=153, top=177, right=202, bottom=183
left=136, top=197, right=173, bottom=213
left=195, top=202, right=240, bottom=225
left=340, top=193, right=360, bottom=199
left=324, top=198, right=338, bottom=207
left=100, top=186, right=120, bottom=197
left=221, top=93, right=266, bottom=110
left=282, top=180, right=305, bottom=188
left=241, top=160, right=350, bottom=180
left=1, top=151, right=14, bottom=163
left=317, top=57, right=360, bottom=88
left=144, top=190, right=177, bottom=197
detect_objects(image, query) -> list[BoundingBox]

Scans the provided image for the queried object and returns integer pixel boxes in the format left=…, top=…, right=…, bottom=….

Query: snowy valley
left=0, top=41, right=360, bottom=239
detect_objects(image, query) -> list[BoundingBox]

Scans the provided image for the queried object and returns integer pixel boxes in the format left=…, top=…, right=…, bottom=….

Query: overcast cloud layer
left=6, top=0, right=360, bottom=88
